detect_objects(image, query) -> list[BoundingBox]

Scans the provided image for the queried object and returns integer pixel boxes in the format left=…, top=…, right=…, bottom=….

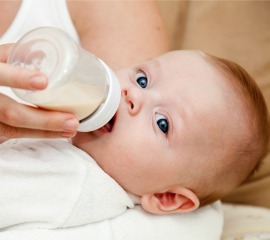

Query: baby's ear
left=140, top=187, right=199, bottom=214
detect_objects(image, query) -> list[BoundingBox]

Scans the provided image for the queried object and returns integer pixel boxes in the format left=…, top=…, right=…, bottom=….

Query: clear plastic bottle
left=8, top=27, right=120, bottom=132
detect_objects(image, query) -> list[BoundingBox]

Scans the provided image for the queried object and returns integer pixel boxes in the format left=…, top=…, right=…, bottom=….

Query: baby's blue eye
left=155, top=114, right=169, bottom=134
left=136, top=72, right=148, bottom=88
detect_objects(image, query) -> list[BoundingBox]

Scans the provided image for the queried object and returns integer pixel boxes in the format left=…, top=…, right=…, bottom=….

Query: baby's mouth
left=100, top=114, right=116, bottom=133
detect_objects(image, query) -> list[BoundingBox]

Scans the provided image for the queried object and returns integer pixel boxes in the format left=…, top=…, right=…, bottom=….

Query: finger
left=0, top=136, right=8, bottom=143
left=0, top=62, right=48, bottom=90
left=0, top=43, right=47, bottom=90
left=0, top=94, right=79, bottom=132
left=0, top=122, right=77, bottom=139
left=0, top=44, right=13, bottom=62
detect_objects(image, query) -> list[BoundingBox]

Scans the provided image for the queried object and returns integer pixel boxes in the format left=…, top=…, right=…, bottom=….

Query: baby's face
left=73, top=51, right=235, bottom=196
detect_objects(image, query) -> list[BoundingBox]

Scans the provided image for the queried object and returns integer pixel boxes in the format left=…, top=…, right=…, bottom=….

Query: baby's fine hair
left=199, top=53, right=269, bottom=207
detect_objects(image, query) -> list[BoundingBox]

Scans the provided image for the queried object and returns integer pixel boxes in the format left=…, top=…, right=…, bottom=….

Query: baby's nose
left=122, top=88, right=143, bottom=115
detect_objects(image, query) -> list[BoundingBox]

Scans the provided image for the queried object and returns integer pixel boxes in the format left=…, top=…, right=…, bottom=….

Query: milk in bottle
left=8, top=27, right=120, bottom=132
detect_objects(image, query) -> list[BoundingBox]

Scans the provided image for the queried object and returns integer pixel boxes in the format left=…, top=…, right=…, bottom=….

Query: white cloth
left=0, top=203, right=223, bottom=240
left=0, top=0, right=79, bottom=44
left=0, top=139, right=134, bottom=229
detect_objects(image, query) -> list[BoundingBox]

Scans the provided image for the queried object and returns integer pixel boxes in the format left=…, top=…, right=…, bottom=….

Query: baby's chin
left=72, top=131, right=100, bottom=147
left=71, top=133, right=96, bottom=156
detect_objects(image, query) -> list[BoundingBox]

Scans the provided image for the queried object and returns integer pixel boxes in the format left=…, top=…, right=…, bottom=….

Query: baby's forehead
left=141, top=50, right=200, bottom=67
left=157, top=50, right=205, bottom=62
left=153, top=50, right=219, bottom=78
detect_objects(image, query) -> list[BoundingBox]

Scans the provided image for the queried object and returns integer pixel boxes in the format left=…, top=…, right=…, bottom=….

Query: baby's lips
left=99, top=123, right=112, bottom=133
left=97, top=112, right=117, bottom=133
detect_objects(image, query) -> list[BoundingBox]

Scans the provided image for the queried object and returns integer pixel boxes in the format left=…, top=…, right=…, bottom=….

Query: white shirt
left=0, top=0, right=79, bottom=44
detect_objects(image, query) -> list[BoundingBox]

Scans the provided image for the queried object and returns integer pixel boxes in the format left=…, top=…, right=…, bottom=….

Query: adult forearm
left=68, top=1, right=169, bottom=70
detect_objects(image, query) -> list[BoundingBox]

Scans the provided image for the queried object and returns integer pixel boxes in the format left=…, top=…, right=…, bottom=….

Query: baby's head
left=73, top=50, right=269, bottom=214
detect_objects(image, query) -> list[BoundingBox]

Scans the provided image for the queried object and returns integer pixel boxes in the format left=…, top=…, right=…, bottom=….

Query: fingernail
left=30, top=75, right=47, bottom=89
left=61, top=131, right=77, bottom=138
left=63, top=119, right=79, bottom=132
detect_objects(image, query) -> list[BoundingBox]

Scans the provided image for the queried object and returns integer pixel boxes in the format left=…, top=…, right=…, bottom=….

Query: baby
left=0, top=50, right=269, bottom=229
left=73, top=50, right=269, bottom=212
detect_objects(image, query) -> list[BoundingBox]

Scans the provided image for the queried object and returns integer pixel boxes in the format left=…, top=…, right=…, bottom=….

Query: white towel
left=0, top=139, right=134, bottom=229
left=0, top=139, right=224, bottom=240
left=0, top=202, right=223, bottom=240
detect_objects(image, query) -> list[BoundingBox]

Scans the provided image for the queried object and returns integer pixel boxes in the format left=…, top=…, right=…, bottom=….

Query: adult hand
left=0, top=44, right=79, bottom=141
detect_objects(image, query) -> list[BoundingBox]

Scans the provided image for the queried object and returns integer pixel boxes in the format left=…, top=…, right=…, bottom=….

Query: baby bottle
left=8, top=27, right=120, bottom=132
